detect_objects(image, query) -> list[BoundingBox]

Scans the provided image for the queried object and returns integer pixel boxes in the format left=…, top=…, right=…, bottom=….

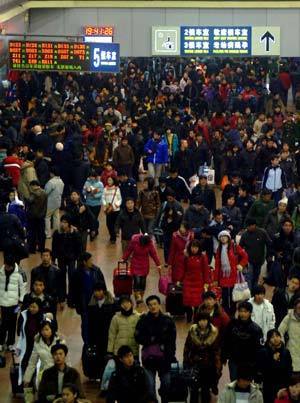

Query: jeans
left=148, top=163, right=164, bottom=186
left=45, top=208, right=60, bottom=238
left=58, top=258, right=76, bottom=303
left=27, top=217, right=46, bottom=253
left=0, top=306, right=18, bottom=346
left=145, top=367, right=171, bottom=403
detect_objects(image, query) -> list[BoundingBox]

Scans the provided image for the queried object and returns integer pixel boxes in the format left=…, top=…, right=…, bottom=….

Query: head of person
left=187, top=239, right=202, bottom=256
left=121, top=136, right=128, bottom=146
left=266, top=329, right=282, bottom=349
left=202, top=291, right=218, bottom=311
left=261, top=188, right=272, bottom=202
left=33, top=277, right=46, bottom=296
left=153, top=131, right=162, bottom=142
left=70, top=190, right=81, bottom=204
left=117, top=345, right=135, bottom=368
left=158, top=176, right=167, bottom=189
left=166, top=188, right=176, bottom=203
left=287, top=275, right=300, bottom=293
left=119, top=296, right=133, bottom=316
left=195, top=311, right=211, bottom=330
left=93, top=282, right=107, bottom=301
left=39, top=319, right=57, bottom=342
left=238, top=184, right=249, bottom=198
left=271, top=155, right=280, bottom=167
left=179, top=222, right=190, bottom=236
left=237, top=301, right=253, bottom=321
left=28, top=297, right=42, bottom=316
left=80, top=252, right=93, bottom=269
left=245, top=218, right=257, bottom=232
left=51, top=343, right=68, bottom=366
left=29, top=179, right=41, bottom=190
left=61, top=384, right=80, bottom=403
left=252, top=285, right=266, bottom=305
left=293, top=247, right=300, bottom=267
left=169, top=167, right=178, bottom=179
left=146, top=295, right=161, bottom=316
left=231, top=174, right=240, bottom=186
left=88, top=169, right=98, bottom=181
left=60, top=214, right=72, bottom=232
left=194, top=197, right=204, bottom=209
left=218, top=230, right=231, bottom=245
left=198, top=175, right=208, bottom=187
left=143, top=177, right=155, bottom=191
left=41, top=249, right=52, bottom=267
left=3, top=253, right=16, bottom=270
left=278, top=197, right=288, bottom=213
left=287, top=376, right=300, bottom=400
left=180, top=139, right=188, bottom=150
left=282, top=219, right=294, bottom=235
left=226, top=194, right=236, bottom=207
left=125, top=197, right=135, bottom=212
left=49, top=166, right=60, bottom=178
left=35, top=149, right=44, bottom=160
left=118, top=170, right=129, bottom=182
left=236, top=366, right=254, bottom=389
left=139, top=234, right=151, bottom=247
left=213, top=209, right=223, bottom=224
left=107, top=176, right=117, bottom=187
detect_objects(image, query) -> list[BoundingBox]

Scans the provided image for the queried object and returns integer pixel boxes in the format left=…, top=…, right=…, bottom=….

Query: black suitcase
left=167, top=362, right=189, bottom=402
left=165, top=283, right=185, bottom=316
left=10, top=353, right=23, bottom=396
left=82, top=344, right=101, bottom=379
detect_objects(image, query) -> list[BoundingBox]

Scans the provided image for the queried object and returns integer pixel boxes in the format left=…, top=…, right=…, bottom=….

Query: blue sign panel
left=181, top=26, right=251, bottom=56
left=90, top=43, right=120, bottom=73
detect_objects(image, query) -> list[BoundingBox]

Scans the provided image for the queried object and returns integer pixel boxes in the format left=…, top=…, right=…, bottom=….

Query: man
left=272, top=275, right=300, bottom=327
left=35, top=149, right=50, bottom=188
left=240, top=139, right=257, bottom=192
left=287, top=179, right=300, bottom=214
left=22, top=276, right=56, bottom=316
left=44, top=166, right=64, bottom=238
left=264, top=197, right=290, bottom=238
left=184, top=196, right=210, bottom=232
left=222, top=174, right=241, bottom=207
left=236, top=185, right=255, bottom=224
left=113, top=136, right=135, bottom=178
left=218, top=366, right=263, bottom=403
left=38, top=344, right=84, bottom=403
left=135, top=295, right=176, bottom=403
left=107, top=345, right=151, bottom=403
left=118, top=171, right=138, bottom=208
left=172, top=139, right=194, bottom=182
left=144, top=130, right=168, bottom=186
left=191, top=174, right=216, bottom=215
left=223, top=301, right=263, bottom=381
left=3, top=148, right=23, bottom=187
left=249, top=285, right=275, bottom=342
left=26, top=180, right=47, bottom=253
left=246, top=189, right=275, bottom=228
left=262, top=155, right=287, bottom=204
left=191, top=132, right=210, bottom=174
left=0, top=253, right=27, bottom=352
left=31, top=249, right=64, bottom=307
left=166, top=167, right=190, bottom=202
left=115, top=197, right=145, bottom=252
left=72, top=252, right=106, bottom=343
left=52, top=215, right=82, bottom=305
left=240, top=218, right=272, bottom=290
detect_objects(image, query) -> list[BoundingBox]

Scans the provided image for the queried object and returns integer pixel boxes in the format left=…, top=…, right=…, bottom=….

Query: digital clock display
left=84, top=26, right=114, bottom=37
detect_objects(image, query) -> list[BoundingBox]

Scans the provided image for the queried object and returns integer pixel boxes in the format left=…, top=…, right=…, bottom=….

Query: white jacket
left=0, top=264, right=27, bottom=307
left=249, top=297, right=275, bottom=341
left=102, top=185, right=122, bottom=212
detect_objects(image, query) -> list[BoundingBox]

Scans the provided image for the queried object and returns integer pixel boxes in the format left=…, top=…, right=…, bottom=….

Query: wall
left=22, top=8, right=300, bottom=56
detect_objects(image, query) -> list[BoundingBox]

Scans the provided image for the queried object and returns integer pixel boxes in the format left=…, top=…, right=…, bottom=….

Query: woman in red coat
left=178, top=239, right=210, bottom=322
left=122, top=233, right=161, bottom=302
left=168, top=223, right=194, bottom=282
left=214, top=230, right=248, bottom=316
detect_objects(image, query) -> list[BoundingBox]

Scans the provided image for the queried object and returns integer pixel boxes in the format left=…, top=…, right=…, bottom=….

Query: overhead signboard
left=151, top=26, right=180, bottom=56
left=252, top=26, right=280, bottom=56
left=9, top=40, right=120, bottom=73
left=181, top=26, right=251, bottom=56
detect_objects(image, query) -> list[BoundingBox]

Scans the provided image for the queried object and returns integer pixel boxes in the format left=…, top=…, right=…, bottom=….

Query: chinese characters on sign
left=180, top=26, right=251, bottom=56
left=90, top=43, right=120, bottom=73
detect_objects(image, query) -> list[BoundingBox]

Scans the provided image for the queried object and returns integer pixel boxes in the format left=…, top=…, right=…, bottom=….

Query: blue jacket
left=83, top=178, right=104, bottom=207
left=144, top=138, right=168, bottom=164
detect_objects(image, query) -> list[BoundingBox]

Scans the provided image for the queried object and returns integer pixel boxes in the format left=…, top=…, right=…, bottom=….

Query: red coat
left=122, top=234, right=160, bottom=277
left=274, top=392, right=293, bottom=403
left=179, top=254, right=210, bottom=307
left=3, top=155, right=23, bottom=186
left=214, top=242, right=248, bottom=288
left=168, top=231, right=194, bottom=282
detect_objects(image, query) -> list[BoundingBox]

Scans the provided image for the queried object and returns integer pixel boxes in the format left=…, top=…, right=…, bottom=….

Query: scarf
left=221, top=244, right=231, bottom=278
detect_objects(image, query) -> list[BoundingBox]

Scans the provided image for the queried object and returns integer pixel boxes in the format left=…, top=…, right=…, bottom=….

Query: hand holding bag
left=232, top=272, right=251, bottom=302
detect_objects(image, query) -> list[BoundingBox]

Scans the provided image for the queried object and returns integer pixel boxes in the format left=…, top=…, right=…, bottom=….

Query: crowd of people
left=0, top=57, right=300, bottom=402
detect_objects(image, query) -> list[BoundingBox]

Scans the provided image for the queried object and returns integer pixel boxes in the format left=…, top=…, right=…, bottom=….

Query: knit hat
left=218, top=230, right=231, bottom=240
left=278, top=197, right=288, bottom=205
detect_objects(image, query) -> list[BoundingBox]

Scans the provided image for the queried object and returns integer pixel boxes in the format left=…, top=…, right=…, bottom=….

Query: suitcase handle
left=116, top=261, right=130, bottom=276
left=118, top=261, right=128, bottom=269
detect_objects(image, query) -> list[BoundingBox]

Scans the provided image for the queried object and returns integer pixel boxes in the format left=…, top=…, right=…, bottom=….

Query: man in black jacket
left=165, top=168, right=190, bottom=202
left=22, top=276, right=56, bottom=316
left=72, top=252, right=106, bottom=343
left=223, top=301, right=263, bottom=381
left=287, top=180, right=300, bottom=214
left=135, top=295, right=176, bottom=403
left=118, top=171, right=138, bottom=208
left=172, top=139, right=194, bottom=181
left=38, top=344, right=84, bottom=403
left=272, top=274, right=300, bottom=327
left=191, top=174, right=216, bottom=215
left=184, top=197, right=210, bottom=231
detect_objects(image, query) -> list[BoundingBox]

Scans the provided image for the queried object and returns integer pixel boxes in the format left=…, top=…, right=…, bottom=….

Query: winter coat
left=236, top=195, right=255, bottom=222
left=71, top=159, right=90, bottom=193
left=83, top=178, right=104, bottom=207
left=279, top=309, right=300, bottom=371
left=195, top=303, right=230, bottom=341
left=239, top=228, right=271, bottom=266
left=214, top=242, right=248, bottom=288
left=168, top=231, right=194, bottom=283
left=246, top=198, right=275, bottom=228
left=184, top=205, right=210, bottom=231
left=0, top=264, right=27, bottom=307
left=287, top=190, right=300, bottom=215
left=64, top=201, right=96, bottom=232
left=264, top=208, right=290, bottom=237
left=107, top=311, right=140, bottom=356
left=35, top=158, right=50, bottom=188
left=23, top=334, right=65, bottom=384
left=221, top=206, right=242, bottom=234
left=0, top=212, right=25, bottom=249
left=178, top=254, right=210, bottom=307
left=52, top=229, right=82, bottom=261
left=240, top=149, right=257, bottom=179
left=26, top=187, right=47, bottom=219
left=144, top=138, right=168, bottom=164
left=191, top=185, right=216, bottom=214
left=31, top=264, right=64, bottom=303
left=272, top=288, right=300, bottom=328
left=173, top=149, right=194, bottom=180
left=166, top=176, right=191, bottom=201
left=183, top=324, right=221, bottom=372
left=137, top=189, right=160, bottom=219
left=119, top=179, right=138, bottom=206
left=115, top=209, right=145, bottom=241
left=102, top=185, right=122, bottom=212
left=22, top=291, right=56, bottom=316
left=113, top=144, right=135, bottom=168
left=3, top=155, right=23, bottom=186
left=217, top=381, right=264, bottom=403
left=122, top=233, right=160, bottom=277
left=262, top=165, right=287, bottom=192
left=135, top=311, right=176, bottom=370
left=18, top=161, right=38, bottom=200
left=249, top=297, right=275, bottom=341
left=44, top=176, right=64, bottom=211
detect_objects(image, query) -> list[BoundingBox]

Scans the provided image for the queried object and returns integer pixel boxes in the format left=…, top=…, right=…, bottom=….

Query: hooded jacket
left=249, top=297, right=275, bottom=341
left=144, top=138, right=168, bottom=164
left=0, top=264, right=27, bottom=306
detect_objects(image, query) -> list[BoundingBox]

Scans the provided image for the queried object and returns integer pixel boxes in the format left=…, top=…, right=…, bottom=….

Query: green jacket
left=246, top=199, right=275, bottom=228
left=217, top=381, right=263, bottom=403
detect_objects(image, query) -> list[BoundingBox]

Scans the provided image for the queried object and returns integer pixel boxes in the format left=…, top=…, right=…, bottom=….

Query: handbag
left=232, top=272, right=251, bottom=302
left=159, top=273, right=172, bottom=296
left=142, top=344, right=164, bottom=363
left=105, top=188, right=117, bottom=215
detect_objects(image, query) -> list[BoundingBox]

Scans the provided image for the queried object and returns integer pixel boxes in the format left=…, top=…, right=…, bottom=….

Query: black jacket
left=35, top=158, right=50, bottom=188
left=223, top=318, right=263, bottom=365
left=191, top=185, right=216, bottom=214
left=239, top=228, right=271, bottom=266
left=184, top=205, right=210, bottom=230
left=236, top=195, right=255, bottom=223
left=65, top=201, right=96, bottom=232
left=287, top=191, right=300, bottom=215
left=22, top=291, right=56, bottom=316
left=272, top=287, right=300, bottom=328
left=0, top=212, right=25, bottom=249
left=115, top=208, right=145, bottom=241
left=119, top=179, right=138, bottom=207
left=240, top=149, right=257, bottom=179
left=166, top=176, right=190, bottom=201
left=135, top=312, right=176, bottom=370
left=173, top=149, right=194, bottom=180
left=52, top=229, right=83, bottom=261
left=30, top=264, right=64, bottom=303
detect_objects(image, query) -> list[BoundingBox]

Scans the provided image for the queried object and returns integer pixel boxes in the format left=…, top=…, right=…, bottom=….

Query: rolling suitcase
left=113, top=261, right=133, bottom=297
left=81, top=344, right=101, bottom=379
left=167, top=362, right=189, bottom=402
left=10, top=353, right=23, bottom=396
left=165, top=283, right=185, bottom=316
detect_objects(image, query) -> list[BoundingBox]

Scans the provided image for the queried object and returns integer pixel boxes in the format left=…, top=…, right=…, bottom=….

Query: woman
left=23, top=319, right=65, bottom=388
left=178, top=239, right=210, bottom=322
left=168, top=222, right=194, bottom=283
left=183, top=312, right=221, bottom=403
left=214, top=230, right=248, bottom=315
left=257, top=329, right=293, bottom=403
left=161, top=205, right=182, bottom=262
left=54, top=384, right=91, bottom=403
left=102, top=176, right=122, bottom=244
left=122, top=233, right=161, bottom=301
left=137, top=177, right=160, bottom=235
left=83, top=169, right=104, bottom=240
